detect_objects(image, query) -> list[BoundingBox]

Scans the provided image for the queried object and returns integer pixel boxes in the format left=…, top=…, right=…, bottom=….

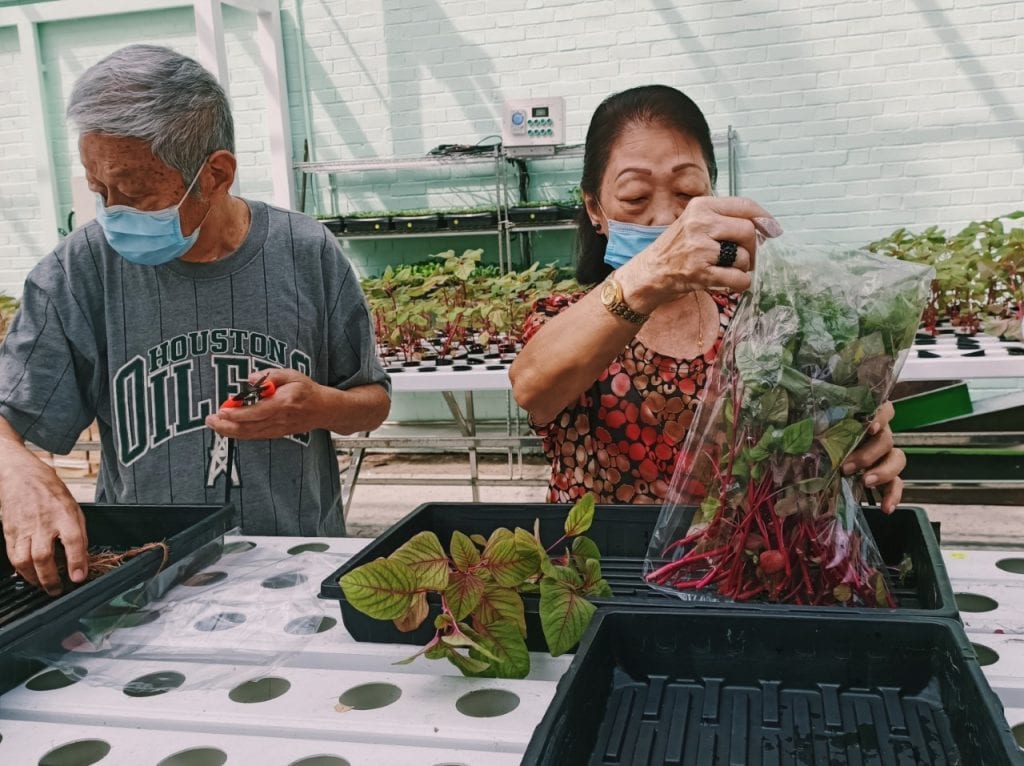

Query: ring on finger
left=717, top=240, right=739, bottom=268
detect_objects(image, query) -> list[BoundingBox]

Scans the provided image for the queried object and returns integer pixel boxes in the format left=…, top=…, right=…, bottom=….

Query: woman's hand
left=615, top=197, right=780, bottom=313
left=842, top=401, right=907, bottom=514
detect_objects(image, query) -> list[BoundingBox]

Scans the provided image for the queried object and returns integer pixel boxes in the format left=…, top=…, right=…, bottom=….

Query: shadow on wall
left=283, top=6, right=375, bottom=156
left=381, top=0, right=502, bottom=153
left=912, top=0, right=1024, bottom=156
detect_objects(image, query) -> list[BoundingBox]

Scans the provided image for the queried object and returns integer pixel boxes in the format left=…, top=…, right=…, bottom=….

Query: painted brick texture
left=0, top=0, right=1021, bottom=293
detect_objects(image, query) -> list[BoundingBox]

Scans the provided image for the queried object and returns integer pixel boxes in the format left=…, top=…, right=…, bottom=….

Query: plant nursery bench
left=1, top=526, right=1023, bottom=764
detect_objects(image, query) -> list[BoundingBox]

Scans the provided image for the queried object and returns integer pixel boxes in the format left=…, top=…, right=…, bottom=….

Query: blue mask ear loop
left=177, top=162, right=214, bottom=242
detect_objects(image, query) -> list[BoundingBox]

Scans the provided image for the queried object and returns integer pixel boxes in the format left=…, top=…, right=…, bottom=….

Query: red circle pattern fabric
left=522, top=291, right=738, bottom=504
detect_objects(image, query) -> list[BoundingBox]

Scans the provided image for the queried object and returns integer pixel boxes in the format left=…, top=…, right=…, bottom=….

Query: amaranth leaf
left=450, top=530, right=481, bottom=572
left=390, top=531, right=450, bottom=590
left=340, top=558, right=419, bottom=621
left=564, top=492, right=596, bottom=536
left=539, top=576, right=597, bottom=656
left=444, top=570, right=486, bottom=621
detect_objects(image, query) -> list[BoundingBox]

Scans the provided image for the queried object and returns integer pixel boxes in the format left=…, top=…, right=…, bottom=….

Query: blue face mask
left=95, top=164, right=208, bottom=266
left=603, top=219, right=669, bottom=270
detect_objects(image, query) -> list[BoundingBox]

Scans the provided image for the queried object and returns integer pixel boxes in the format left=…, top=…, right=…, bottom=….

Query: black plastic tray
left=320, top=503, right=954, bottom=652
left=522, top=609, right=1021, bottom=766
left=344, top=216, right=392, bottom=233
left=509, top=205, right=563, bottom=224
left=320, top=217, right=345, bottom=234
left=392, top=213, right=441, bottom=232
left=443, top=210, right=497, bottom=230
left=0, top=503, right=233, bottom=693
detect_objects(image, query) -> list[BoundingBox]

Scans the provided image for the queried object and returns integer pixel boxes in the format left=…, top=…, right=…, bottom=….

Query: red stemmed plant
left=644, top=241, right=933, bottom=607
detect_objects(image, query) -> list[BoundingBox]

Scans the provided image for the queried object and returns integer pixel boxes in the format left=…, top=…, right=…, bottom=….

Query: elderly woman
left=510, top=85, right=905, bottom=511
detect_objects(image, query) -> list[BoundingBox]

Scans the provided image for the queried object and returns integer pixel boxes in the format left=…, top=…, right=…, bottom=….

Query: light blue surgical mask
left=95, top=164, right=209, bottom=266
left=603, top=219, right=669, bottom=270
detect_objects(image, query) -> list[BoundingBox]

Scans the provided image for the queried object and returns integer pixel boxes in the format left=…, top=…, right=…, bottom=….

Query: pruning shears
left=221, top=373, right=277, bottom=409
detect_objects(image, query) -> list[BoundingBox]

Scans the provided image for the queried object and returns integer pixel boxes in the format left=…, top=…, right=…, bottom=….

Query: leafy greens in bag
left=644, top=240, right=933, bottom=607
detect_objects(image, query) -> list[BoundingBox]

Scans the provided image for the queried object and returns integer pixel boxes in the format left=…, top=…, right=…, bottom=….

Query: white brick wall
left=0, top=26, right=44, bottom=293
left=0, top=0, right=1022, bottom=294
left=0, top=7, right=273, bottom=296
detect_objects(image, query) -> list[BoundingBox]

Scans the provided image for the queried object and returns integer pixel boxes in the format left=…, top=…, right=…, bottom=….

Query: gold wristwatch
left=600, top=275, right=649, bottom=325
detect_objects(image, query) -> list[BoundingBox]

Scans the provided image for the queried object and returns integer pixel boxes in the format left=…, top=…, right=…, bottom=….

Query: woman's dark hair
left=575, top=85, right=717, bottom=284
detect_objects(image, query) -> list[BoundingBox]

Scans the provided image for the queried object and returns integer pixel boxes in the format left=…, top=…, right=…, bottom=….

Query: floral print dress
left=523, top=291, right=738, bottom=504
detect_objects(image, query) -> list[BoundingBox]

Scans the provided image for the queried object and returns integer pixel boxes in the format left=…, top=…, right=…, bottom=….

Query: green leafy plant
left=361, top=249, right=578, bottom=360
left=0, top=293, right=19, bottom=341
left=339, top=494, right=610, bottom=677
left=645, top=244, right=933, bottom=607
left=867, top=211, right=1024, bottom=335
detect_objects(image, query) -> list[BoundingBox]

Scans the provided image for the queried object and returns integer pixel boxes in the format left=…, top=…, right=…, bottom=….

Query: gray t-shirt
left=0, top=200, right=389, bottom=536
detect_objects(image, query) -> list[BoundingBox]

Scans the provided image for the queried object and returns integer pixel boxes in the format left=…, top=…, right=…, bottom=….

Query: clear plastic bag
left=643, top=239, right=934, bottom=607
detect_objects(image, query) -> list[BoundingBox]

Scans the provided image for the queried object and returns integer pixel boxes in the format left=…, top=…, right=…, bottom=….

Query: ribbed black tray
left=0, top=503, right=233, bottom=693
left=443, top=210, right=497, bottom=230
left=523, top=609, right=1021, bottom=765
left=508, top=204, right=563, bottom=224
left=391, top=213, right=441, bottom=232
left=344, top=216, right=392, bottom=233
left=320, top=503, right=953, bottom=652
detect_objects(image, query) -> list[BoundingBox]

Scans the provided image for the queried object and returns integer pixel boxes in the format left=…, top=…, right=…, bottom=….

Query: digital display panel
left=532, top=107, right=549, bottom=117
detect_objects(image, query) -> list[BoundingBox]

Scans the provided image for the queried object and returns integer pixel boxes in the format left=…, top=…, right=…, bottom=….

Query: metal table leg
left=341, top=431, right=368, bottom=522
left=442, top=390, right=479, bottom=502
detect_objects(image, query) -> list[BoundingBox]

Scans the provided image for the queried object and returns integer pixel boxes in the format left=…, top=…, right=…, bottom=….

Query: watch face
left=601, top=280, right=617, bottom=305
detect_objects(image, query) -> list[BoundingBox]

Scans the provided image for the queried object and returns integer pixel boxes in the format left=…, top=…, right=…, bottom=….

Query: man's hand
left=842, top=401, right=906, bottom=514
left=206, top=368, right=325, bottom=440
left=0, top=442, right=88, bottom=596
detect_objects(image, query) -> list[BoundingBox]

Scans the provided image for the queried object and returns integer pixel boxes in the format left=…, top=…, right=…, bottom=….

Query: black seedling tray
left=344, top=216, right=392, bottom=233
left=320, top=503, right=954, bottom=652
left=509, top=204, right=563, bottom=224
left=320, top=217, right=345, bottom=234
left=0, top=503, right=233, bottom=693
left=522, top=609, right=1021, bottom=766
left=391, top=213, right=441, bottom=232
left=443, top=210, right=497, bottom=230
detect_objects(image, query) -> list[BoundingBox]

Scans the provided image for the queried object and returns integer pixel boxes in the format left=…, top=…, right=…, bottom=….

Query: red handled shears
left=221, top=373, right=276, bottom=409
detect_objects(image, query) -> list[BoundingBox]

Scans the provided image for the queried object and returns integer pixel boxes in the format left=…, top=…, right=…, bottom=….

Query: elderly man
left=0, top=45, right=390, bottom=595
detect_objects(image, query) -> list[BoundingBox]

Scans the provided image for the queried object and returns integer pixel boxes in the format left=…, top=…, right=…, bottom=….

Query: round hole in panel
left=337, top=682, right=401, bottom=710
left=182, top=571, right=228, bottom=587
left=288, top=758, right=352, bottom=766
left=995, top=558, right=1024, bottom=575
left=156, top=748, right=228, bottom=766
left=124, top=670, right=186, bottom=698
left=1014, top=723, right=1024, bottom=750
left=261, top=572, right=308, bottom=589
left=26, top=666, right=87, bottom=692
left=288, top=542, right=330, bottom=555
left=223, top=540, right=257, bottom=554
left=455, top=689, right=520, bottom=718
left=38, top=739, right=111, bottom=766
left=228, top=676, right=291, bottom=704
left=284, top=615, right=337, bottom=635
left=955, top=592, right=999, bottom=613
left=972, top=643, right=1000, bottom=667
left=193, top=612, right=246, bottom=632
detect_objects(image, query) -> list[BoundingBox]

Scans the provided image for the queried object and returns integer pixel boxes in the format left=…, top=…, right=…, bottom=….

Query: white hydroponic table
left=0, top=534, right=1022, bottom=765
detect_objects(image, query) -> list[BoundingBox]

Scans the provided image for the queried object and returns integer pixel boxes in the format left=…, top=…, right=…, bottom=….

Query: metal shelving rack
left=294, top=147, right=521, bottom=272
left=293, top=127, right=737, bottom=274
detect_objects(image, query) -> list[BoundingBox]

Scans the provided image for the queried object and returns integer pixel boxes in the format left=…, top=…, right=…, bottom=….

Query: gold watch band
left=601, top=276, right=650, bottom=325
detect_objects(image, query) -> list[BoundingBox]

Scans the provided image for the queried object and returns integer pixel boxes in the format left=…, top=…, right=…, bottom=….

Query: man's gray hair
left=67, top=44, right=234, bottom=190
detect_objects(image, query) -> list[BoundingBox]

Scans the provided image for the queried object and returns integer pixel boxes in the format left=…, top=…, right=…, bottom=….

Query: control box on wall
left=502, top=97, right=565, bottom=157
